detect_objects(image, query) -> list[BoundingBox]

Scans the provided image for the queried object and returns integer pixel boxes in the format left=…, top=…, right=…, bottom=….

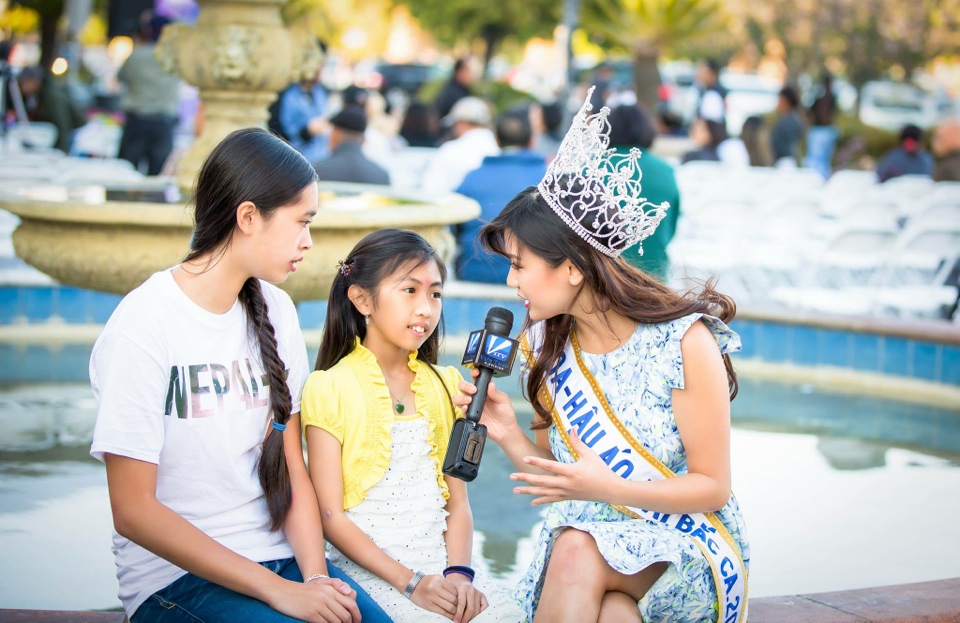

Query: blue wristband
left=442, top=565, right=475, bottom=581
left=272, top=421, right=287, bottom=432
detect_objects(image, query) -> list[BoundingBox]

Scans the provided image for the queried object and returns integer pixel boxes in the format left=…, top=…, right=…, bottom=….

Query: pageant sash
left=521, top=328, right=748, bottom=623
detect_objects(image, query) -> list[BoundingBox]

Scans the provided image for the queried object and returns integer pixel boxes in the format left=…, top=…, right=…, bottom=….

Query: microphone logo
left=484, top=335, right=512, bottom=362
left=466, top=331, right=482, bottom=357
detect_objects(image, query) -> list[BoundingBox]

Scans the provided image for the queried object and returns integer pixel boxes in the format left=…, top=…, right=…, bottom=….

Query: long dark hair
left=480, top=185, right=738, bottom=429
left=317, top=228, right=447, bottom=371
left=186, top=127, right=317, bottom=531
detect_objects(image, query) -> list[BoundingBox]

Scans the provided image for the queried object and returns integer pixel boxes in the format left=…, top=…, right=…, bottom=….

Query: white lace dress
left=326, top=415, right=524, bottom=622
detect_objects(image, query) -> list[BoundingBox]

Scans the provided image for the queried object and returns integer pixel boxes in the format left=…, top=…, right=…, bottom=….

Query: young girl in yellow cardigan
left=301, top=229, right=523, bottom=622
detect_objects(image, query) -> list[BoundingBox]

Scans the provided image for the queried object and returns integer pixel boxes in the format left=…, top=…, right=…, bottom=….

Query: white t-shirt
left=699, top=89, right=726, bottom=124
left=420, top=128, right=500, bottom=194
left=89, top=269, right=309, bottom=617
left=718, top=138, right=750, bottom=167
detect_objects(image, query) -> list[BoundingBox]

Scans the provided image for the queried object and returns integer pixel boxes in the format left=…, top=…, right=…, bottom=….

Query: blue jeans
left=131, top=557, right=392, bottom=623
left=803, top=125, right=838, bottom=179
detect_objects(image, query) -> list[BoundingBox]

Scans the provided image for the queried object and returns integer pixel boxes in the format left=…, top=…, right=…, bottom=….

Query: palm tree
left=582, top=0, right=727, bottom=115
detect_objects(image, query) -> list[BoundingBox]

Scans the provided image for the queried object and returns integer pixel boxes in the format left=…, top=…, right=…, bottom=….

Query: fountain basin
left=0, top=181, right=479, bottom=302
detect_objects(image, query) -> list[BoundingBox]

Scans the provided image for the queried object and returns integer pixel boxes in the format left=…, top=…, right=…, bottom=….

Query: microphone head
left=484, top=306, right=514, bottom=336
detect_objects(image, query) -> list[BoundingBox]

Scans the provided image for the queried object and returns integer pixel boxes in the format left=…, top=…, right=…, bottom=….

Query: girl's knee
left=547, top=529, right=604, bottom=579
left=553, top=528, right=599, bottom=555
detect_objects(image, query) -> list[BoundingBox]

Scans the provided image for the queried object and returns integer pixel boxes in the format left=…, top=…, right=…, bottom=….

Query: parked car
left=658, top=60, right=698, bottom=126
left=858, top=80, right=946, bottom=131
left=719, top=71, right=782, bottom=137
left=571, top=58, right=698, bottom=123
left=360, top=62, right=445, bottom=99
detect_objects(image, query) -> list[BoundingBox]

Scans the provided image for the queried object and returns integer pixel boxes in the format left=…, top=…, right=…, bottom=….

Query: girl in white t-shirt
left=90, top=128, right=392, bottom=623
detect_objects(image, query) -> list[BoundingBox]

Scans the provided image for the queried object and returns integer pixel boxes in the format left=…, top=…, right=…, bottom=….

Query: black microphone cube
left=442, top=418, right=487, bottom=482
left=461, top=330, right=517, bottom=377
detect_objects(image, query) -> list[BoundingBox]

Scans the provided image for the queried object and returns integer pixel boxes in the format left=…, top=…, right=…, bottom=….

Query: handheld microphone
left=442, top=307, right=518, bottom=481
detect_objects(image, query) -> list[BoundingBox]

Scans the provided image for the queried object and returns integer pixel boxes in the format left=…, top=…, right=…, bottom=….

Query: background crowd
left=2, top=0, right=959, bottom=320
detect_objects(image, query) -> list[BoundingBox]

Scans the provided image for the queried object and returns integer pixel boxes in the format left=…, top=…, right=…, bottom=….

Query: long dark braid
left=240, top=278, right=293, bottom=531
left=186, top=128, right=316, bottom=530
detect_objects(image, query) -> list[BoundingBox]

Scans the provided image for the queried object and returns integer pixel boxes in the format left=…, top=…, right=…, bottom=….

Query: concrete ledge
left=0, top=613, right=124, bottom=623
left=750, top=578, right=960, bottom=622
left=735, top=359, right=960, bottom=410
left=3, top=578, right=959, bottom=623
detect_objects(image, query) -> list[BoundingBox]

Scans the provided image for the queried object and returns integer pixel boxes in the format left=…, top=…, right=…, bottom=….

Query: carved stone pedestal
left=156, top=0, right=323, bottom=194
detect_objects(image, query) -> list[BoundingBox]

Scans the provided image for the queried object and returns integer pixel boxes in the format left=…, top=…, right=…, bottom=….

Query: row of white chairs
left=668, top=163, right=960, bottom=319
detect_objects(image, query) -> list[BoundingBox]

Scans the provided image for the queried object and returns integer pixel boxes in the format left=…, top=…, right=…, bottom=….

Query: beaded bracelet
left=304, top=573, right=329, bottom=584
left=442, top=565, right=475, bottom=582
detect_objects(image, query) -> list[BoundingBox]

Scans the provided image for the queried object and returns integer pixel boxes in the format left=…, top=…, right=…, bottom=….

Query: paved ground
left=2, top=577, right=959, bottom=623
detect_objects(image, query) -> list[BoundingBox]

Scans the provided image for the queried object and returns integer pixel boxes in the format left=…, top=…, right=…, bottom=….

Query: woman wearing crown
left=453, top=89, right=750, bottom=623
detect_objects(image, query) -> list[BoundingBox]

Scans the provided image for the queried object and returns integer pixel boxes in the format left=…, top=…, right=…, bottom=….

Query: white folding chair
left=875, top=285, right=959, bottom=319
left=908, top=201, right=960, bottom=231
left=824, top=169, right=878, bottom=195
left=930, top=181, right=960, bottom=203
left=882, top=222, right=960, bottom=287
left=835, top=201, right=901, bottom=231
left=812, top=223, right=899, bottom=288
left=770, top=285, right=879, bottom=316
left=880, top=174, right=934, bottom=195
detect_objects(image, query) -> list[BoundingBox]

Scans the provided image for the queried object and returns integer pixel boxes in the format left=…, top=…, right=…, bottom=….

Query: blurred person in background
left=803, top=72, right=838, bottom=178
left=770, top=85, right=804, bottom=167
left=399, top=100, right=440, bottom=147
left=529, top=100, right=563, bottom=161
left=833, top=135, right=873, bottom=172
left=277, top=57, right=330, bottom=163
left=362, top=89, right=406, bottom=170
left=681, top=116, right=725, bottom=163
left=454, top=108, right=547, bottom=283
left=876, top=124, right=934, bottom=182
left=589, top=62, right=614, bottom=111
left=117, top=13, right=180, bottom=175
left=717, top=131, right=749, bottom=167
left=932, top=118, right=960, bottom=182
left=434, top=56, right=480, bottom=120
left=8, top=65, right=85, bottom=153
left=740, top=115, right=773, bottom=167
left=340, top=84, right=369, bottom=109
left=4, top=64, right=42, bottom=125
left=312, top=106, right=390, bottom=185
left=420, top=96, right=499, bottom=194
left=609, top=104, right=681, bottom=282
left=695, top=58, right=726, bottom=127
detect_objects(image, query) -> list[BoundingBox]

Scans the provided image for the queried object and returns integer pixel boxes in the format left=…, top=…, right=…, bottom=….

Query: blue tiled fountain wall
left=1, top=285, right=958, bottom=386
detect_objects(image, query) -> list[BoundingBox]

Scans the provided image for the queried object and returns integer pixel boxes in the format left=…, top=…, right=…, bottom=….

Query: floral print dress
left=514, top=313, right=751, bottom=622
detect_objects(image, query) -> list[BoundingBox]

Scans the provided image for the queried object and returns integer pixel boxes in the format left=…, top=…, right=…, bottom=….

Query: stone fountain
left=154, top=0, right=323, bottom=194
left=2, top=183, right=477, bottom=302
left=0, top=0, right=478, bottom=302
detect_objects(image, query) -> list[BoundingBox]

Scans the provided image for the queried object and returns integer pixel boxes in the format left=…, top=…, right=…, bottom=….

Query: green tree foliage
left=394, top=0, right=561, bottom=73
left=745, top=0, right=960, bottom=87
left=581, top=0, right=728, bottom=114
left=10, top=0, right=64, bottom=71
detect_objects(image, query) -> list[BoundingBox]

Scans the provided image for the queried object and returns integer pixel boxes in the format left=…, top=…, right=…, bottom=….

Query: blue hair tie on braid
left=272, top=421, right=286, bottom=432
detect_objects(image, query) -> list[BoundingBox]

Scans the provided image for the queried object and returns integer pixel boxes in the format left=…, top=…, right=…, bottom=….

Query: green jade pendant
left=395, top=402, right=405, bottom=414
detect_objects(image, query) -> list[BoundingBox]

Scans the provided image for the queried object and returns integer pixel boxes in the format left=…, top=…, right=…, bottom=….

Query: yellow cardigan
left=301, top=341, right=463, bottom=510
